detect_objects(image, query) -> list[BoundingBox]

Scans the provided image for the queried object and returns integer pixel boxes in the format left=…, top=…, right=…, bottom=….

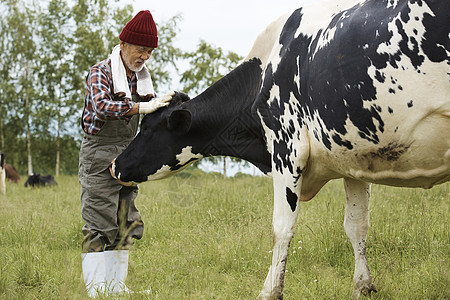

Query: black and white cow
left=111, top=0, right=449, bottom=298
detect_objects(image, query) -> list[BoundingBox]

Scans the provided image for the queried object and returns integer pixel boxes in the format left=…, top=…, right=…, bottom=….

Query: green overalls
left=79, top=62, right=144, bottom=253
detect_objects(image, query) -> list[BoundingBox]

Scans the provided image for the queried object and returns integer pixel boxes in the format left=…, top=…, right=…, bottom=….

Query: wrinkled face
left=120, top=42, right=154, bottom=73
left=111, top=99, right=203, bottom=186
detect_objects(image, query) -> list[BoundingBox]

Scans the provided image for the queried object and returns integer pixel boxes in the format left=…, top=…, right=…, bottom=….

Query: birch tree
left=4, top=0, right=39, bottom=175
left=37, top=0, right=73, bottom=176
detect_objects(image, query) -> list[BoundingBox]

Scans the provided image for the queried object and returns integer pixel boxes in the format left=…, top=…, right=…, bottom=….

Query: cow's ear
left=168, top=109, right=192, bottom=135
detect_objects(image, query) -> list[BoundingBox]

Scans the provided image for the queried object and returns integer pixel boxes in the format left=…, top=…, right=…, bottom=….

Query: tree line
left=0, top=0, right=242, bottom=176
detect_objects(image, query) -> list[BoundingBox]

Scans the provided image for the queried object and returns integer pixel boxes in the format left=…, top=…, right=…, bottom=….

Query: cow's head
left=111, top=59, right=272, bottom=185
left=110, top=92, right=202, bottom=186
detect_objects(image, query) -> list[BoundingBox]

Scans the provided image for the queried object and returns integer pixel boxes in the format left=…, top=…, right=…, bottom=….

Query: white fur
left=176, top=146, right=203, bottom=166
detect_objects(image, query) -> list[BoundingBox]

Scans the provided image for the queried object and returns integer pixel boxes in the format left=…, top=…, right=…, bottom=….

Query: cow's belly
left=302, top=110, right=450, bottom=195
left=355, top=111, right=449, bottom=188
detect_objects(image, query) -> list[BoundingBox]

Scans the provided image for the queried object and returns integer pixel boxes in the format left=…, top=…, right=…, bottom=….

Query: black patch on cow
left=375, top=70, right=386, bottom=83
left=286, top=187, right=298, bottom=212
left=273, top=140, right=293, bottom=173
left=364, top=142, right=410, bottom=162
left=254, top=0, right=448, bottom=174
left=333, top=134, right=353, bottom=150
left=421, top=0, right=450, bottom=63
left=407, top=100, right=414, bottom=107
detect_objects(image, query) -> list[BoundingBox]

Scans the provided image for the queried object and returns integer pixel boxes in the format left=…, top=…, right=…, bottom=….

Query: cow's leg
left=343, top=178, right=377, bottom=299
left=258, top=173, right=301, bottom=299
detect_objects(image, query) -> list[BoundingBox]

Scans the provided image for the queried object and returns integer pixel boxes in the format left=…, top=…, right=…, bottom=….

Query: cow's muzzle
left=109, top=159, right=138, bottom=187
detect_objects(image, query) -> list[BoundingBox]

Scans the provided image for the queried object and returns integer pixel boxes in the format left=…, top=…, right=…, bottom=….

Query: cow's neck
left=190, top=58, right=271, bottom=174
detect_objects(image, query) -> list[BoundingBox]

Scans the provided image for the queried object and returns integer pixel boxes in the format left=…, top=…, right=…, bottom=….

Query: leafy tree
left=1, top=0, right=40, bottom=175
left=37, top=0, right=74, bottom=176
left=70, top=0, right=133, bottom=108
left=180, top=40, right=242, bottom=95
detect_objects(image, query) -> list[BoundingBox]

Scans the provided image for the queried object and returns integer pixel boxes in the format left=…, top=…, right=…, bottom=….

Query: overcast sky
left=126, top=0, right=318, bottom=57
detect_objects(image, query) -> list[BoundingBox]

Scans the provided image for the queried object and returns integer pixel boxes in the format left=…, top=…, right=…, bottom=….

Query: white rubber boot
left=81, top=252, right=106, bottom=298
left=104, top=250, right=130, bottom=294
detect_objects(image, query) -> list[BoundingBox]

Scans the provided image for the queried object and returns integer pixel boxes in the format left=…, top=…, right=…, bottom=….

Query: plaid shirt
left=81, top=58, right=137, bottom=135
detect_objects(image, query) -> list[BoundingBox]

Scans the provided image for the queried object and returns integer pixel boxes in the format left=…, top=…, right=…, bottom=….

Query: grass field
left=0, top=170, right=448, bottom=299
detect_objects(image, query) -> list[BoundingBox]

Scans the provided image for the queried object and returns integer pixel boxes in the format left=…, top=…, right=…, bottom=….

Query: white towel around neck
left=110, top=44, right=155, bottom=99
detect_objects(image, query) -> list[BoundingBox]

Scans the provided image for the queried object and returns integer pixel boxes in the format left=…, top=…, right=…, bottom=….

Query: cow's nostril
left=109, top=159, right=139, bottom=186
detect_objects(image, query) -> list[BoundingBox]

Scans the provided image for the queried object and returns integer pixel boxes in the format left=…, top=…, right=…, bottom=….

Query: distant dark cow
left=111, top=0, right=449, bottom=299
left=24, top=173, right=57, bottom=188
left=5, top=164, right=20, bottom=183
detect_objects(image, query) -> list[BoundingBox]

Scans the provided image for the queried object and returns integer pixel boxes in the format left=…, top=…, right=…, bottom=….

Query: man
left=79, top=10, right=172, bottom=297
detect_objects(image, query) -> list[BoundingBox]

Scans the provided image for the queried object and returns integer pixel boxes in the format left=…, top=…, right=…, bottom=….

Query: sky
left=127, top=0, right=318, bottom=57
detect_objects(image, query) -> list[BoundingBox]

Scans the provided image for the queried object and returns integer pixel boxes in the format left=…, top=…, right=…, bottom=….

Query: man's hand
left=138, top=91, right=175, bottom=114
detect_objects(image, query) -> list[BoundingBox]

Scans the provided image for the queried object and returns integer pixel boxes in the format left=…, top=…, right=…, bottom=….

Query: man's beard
left=123, top=50, right=145, bottom=72
left=126, top=59, right=145, bottom=73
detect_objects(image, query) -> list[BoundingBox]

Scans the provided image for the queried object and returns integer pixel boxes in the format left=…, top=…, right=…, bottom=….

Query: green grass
left=0, top=171, right=448, bottom=299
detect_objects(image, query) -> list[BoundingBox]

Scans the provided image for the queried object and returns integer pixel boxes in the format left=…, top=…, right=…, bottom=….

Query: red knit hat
left=119, top=10, right=158, bottom=48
